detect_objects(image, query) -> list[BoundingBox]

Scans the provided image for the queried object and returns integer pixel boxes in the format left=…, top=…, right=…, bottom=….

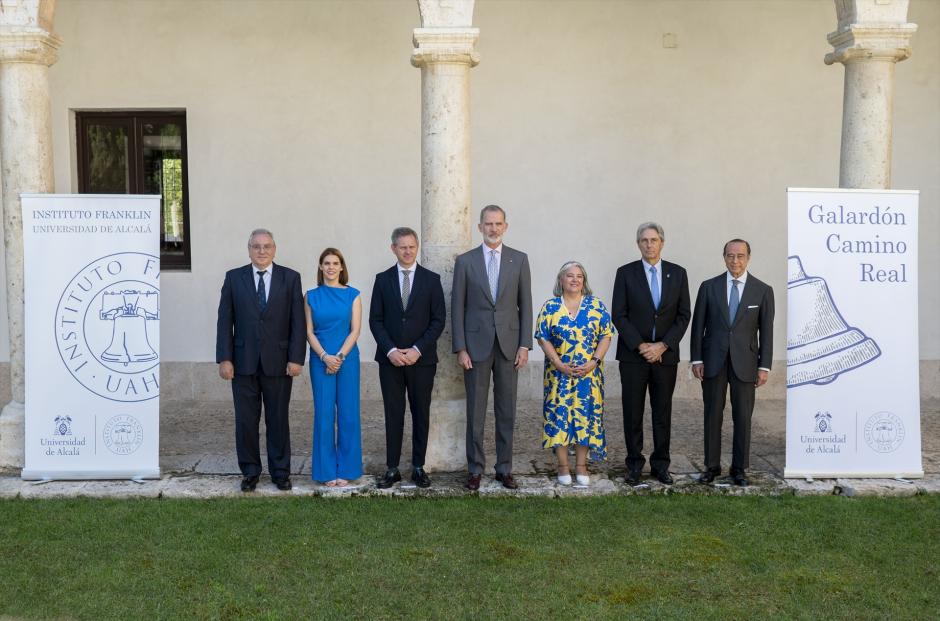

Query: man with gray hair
left=216, top=228, right=306, bottom=492
left=452, top=205, right=533, bottom=490
left=611, top=222, right=691, bottom=485
left=369, top=227, right=446, bottom=488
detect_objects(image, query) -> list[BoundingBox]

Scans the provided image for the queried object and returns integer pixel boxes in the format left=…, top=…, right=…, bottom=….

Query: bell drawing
left=99, top=290, right=159, bottom=366
left=787, top=255, right=880, bottom=388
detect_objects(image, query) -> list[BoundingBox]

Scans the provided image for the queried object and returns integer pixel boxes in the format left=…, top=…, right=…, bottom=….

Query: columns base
left=0, top=400, right=25, bottom=469
left=424, top=399, right=466, bottom=472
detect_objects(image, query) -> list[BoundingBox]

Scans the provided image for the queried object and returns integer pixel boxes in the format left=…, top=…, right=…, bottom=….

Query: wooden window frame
left=76, top=110, right=192, bottom=270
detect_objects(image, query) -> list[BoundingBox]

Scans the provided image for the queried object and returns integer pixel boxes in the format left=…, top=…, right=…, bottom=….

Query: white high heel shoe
left=557, top=471, right=572, bottom=486
left=575, top=473, right=590, bottom=486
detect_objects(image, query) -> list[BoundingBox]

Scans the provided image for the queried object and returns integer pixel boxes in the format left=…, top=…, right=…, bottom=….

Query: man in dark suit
left=612, top=222, right=691, bottom=486
left=452, top=205, right=533, bottom=490
left=690, top=239, right=775, bottom=487
left=216, top=228, right=306, bottom=492
left=369, top=227, right=446, bottom=489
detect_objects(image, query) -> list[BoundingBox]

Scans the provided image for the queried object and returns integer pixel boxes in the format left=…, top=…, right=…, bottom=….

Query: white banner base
left=21, top=469, right=161, bottom=481
left=784, top=469, right=923, bottom=479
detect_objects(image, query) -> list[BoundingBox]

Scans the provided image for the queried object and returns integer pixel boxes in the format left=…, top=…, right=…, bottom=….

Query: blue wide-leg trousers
left=311, top=356, right=362, bottom=482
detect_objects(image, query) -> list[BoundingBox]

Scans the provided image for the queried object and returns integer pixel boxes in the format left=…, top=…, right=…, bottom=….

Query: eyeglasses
left=250, top=244, right=275, bottom=251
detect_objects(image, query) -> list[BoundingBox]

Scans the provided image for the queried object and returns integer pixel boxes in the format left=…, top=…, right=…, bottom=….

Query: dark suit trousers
left=232, top=373, right=293, bottom=479
left=464, top=345, right=517, bottom=475
left=620, top=361, right=677, bottom=474
left=379, top=363, right=435, bottom=469
left=702, top=356, right=755, bottom=474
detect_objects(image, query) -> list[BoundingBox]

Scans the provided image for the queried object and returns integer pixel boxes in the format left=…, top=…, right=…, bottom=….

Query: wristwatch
left=337, top=352, right=346, bottom=361
left=591, top=356, right=601, bottom=364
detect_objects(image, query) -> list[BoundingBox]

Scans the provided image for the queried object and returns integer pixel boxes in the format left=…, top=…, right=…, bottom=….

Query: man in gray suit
left=690, top=239, right=774, bottom=487
left=452, top=205, right=533, bottom=490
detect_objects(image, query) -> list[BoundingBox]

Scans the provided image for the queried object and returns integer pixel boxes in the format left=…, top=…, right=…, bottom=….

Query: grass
left=0, top=495, right=938, bottom=620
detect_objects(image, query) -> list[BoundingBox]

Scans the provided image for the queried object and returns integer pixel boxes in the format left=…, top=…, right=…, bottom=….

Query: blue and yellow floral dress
left=534, top=296, right=612, bottom=461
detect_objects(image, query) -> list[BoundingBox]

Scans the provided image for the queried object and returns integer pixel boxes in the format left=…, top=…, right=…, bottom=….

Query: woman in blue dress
left=304, top=247, right=363, bottom=486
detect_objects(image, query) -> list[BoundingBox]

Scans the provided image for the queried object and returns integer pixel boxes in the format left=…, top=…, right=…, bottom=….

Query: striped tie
left=401, top=269, right=411, bottom=309
left=487, top=250, right=499, bottom=301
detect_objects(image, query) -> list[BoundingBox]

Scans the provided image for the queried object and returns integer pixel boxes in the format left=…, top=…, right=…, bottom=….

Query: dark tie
left=257, top=270, right=267, bottom=312
left=729, top=279, right=740, bottom=323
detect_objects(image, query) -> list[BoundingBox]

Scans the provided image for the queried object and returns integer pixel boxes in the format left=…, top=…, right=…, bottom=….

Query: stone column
left=825, top=0, right=917, bottom=189
left=411, top=0, right=478, bottom=471
left=0, top=1, right=61, bottom=468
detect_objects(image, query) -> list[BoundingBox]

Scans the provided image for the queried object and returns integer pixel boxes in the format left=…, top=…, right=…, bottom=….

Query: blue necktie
left=650, top=266, right=660, bottom=340
left=650, top=266, right=660, bottom=309
left=729, top=279, right=740, bottom=323
left=257, top=270, right=267, bottom=312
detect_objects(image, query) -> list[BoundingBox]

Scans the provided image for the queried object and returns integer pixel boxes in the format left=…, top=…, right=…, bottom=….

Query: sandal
left=575, top=463, right=590, bottom=486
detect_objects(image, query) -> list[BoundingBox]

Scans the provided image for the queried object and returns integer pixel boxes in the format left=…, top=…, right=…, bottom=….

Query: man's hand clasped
left=389, top=348, right=421, bottom=367
left=638, top=342, right=666, bottom=364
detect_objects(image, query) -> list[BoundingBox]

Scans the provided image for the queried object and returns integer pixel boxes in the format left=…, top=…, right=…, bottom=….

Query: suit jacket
left=689, top=272, right=775, bottom=382
left=369, top=264, right=446, bottom=366
left=215, top=263, right=306, bottom=376
left=452, top=244, right=533, bottom=361
left=611, top=259, right=691, bottom=365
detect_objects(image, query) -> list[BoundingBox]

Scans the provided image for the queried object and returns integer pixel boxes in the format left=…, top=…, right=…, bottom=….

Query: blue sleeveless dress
left=307, top=285, right=362, bottom=482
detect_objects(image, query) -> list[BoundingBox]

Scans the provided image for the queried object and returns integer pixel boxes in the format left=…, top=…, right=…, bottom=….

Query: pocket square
left=747, top=305, right=759, bottom=309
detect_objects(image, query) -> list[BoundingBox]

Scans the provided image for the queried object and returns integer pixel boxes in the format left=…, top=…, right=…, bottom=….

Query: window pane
left=141, top=121, right=186, bottom=257
left=85, top=124, right=130, bottom=193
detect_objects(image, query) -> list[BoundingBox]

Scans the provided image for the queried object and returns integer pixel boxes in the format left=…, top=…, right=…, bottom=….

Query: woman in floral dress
left=534, top=261, right=613, bottom=486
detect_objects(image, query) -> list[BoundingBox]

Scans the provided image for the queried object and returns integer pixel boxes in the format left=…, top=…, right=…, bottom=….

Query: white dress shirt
left=252, top=263, right=273, bottom=302
left=642, top=258, right=663, bottom=301
left=482, top=243, right=503, bottom=273
left=726, top=270, right=748, bottom=305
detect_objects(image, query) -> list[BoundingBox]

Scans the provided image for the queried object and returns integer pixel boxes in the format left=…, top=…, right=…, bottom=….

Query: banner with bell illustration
left=785, top=188, right=922, bottom=478
left=21, top=194, right=161, bottom=480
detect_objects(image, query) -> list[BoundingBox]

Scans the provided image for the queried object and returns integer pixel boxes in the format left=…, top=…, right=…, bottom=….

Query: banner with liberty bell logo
left=21, top=195, right=161, bottom=480
left=785, top=188, right=922, bottom=478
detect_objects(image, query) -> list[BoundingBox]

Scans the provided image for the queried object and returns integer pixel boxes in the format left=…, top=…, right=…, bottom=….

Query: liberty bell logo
left=786, top=256, right=880, bottom=388
left=99, top=290, right=159, bottom=365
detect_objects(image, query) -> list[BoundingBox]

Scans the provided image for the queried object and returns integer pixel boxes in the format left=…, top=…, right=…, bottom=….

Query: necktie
left=650, top=266, right=660, bottom=309
left=729, top=279, right=740, bottom=323
left=401, top=269, right=411, bottom=309
left=487, top=249, right=499, bottom=301
left=650, top=266, right=660, bottom=340
left=257, top=270, right=267, bottom=312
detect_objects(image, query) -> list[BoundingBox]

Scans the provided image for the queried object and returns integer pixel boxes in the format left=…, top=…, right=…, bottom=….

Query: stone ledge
left=1, top=472, right=936, bottom=499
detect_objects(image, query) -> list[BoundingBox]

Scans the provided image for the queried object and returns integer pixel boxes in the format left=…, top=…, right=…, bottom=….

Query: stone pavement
left=2, top=397, right=937, bottom=498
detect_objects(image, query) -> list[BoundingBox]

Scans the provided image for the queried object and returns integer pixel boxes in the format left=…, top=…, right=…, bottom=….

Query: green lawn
left=1, top=495, right=937, bottom=620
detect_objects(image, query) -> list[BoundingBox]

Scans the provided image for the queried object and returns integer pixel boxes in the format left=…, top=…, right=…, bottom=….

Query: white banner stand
left=785, top=188, right=922, bottom=479
left=21, top=194, right=161, bottom=480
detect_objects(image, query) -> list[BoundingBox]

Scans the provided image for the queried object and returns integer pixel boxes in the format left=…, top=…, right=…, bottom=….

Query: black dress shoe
left=495, top=473, right=519, bottom=490
left=732, top=472, right=749, bottom=487
left=698, top=470, right=718, bottom=484
left=273, top=478, right=292, bottom=491
left=412, top=468, right=431, bottom=488
left=240, top=475, right=259, bottom=492
left=377, top=468, right=402, bottom=489
left=466, top=474, right=482, bottom=491
left=625, top=470, right=642, bottom=485
left=652, top=470, right=674, bottom=485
